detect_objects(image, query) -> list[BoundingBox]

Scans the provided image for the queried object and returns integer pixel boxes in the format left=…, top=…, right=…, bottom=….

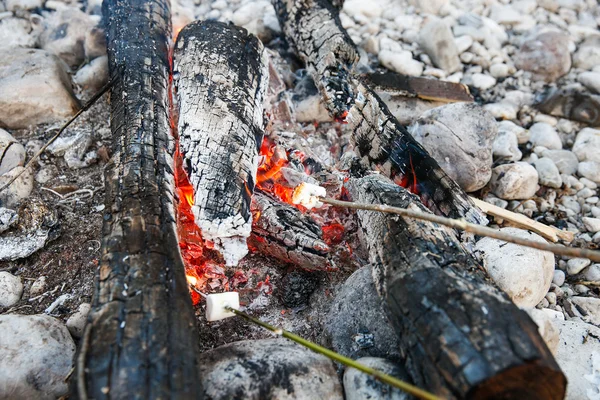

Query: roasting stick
left=319, top=196, right=600, bottom=262
left=188, top=284, right=441, bottom=400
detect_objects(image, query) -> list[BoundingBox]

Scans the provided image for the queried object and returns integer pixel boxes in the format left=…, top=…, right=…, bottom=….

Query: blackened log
left=536, top=87, right=600, bottom=127
left=348, top=174, right=566, bottom=400
left=75, top=1, right=202, bottom=399
left=249, top=191, right=333, bottom=271
left=272, top=0, right=358, bottom=121
left=173, top=21, right=269, bottom=266
left=348, top=78, right=486, bottom=224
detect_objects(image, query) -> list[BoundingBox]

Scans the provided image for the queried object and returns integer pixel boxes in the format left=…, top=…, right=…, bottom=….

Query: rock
left=493, top=129, right=522, bottom=161
left=0, top=207, right=18, bottom=233
left=498, top=120, right=529, bottom=144
left=410, top=103, right=496, bottom=192
left=344, top=357, right=411, bottom=400
left=325, top=266, right=402, bottom=362
left=454, top=35, right=473, bottom=53
left=490, top=162, right=539, bottom=200
left=0, top=314, right=75, bottom=399
left=73, top=55, right=108, bottom=92
left=66, top=302, right=90, bottom=338
left=475, top=228, right=554, bottom=308
left=418, top=17, right=460, bottom=73
left=489, top=63, right=513, bottom=79
left=570, top=297, right=600, bottom=326
left=567, top=258, right=591, bottom=275
left=4, top=0, right=42, bottom=10
left=0, top=166, right=33, bottom=208
left=541, top=149, right=579, bottom=175
left=231, top=1, right=279, bottom=42
left=489, top=5, right=524, bottom=26
left=584, top=264, right=600, bottom=282
left=39, top=7, right=96, bottom=68
left=29, top=275, right=46, bottom=296
left=579, top=161, right=600, bottom=183
left=0, top=48, right=80, bottom=129
left=408, top=0, right=448, bottom=14
left=0, top=129, right=25, bottom=176
left=0, top=271, right=23, bottom=307
left=533, top=157, right=563, bottom=189
left=555, top=319, right=600, bottom=400
left=83, top=26, right=106, bottom=60
left=583, top=217, right=600, bottom=233
left=198, top=338, right=343, bottom=400
left=280, top=270, right=318, bottom=308
left=572, top=128, right=600, bottom=163
left=529, top=123, right=562, bottom=150
left=514, top=31, right=571, bottom=82
left=573, top=36, right=600, bottom=71
left=343, top=0, right=383, bottom=18
left=578, top=72, right=600, bottom=94
left=379, top=48, right=424, bottom=77
left=524, top=308, right=560, bottom=354
left=483, top=102, right=517, bottom=120
left=553, top=270, right=566, bottom=286
left=469, top=73, right=496, bottom=90
left=0, top=17, right=39, bottom=49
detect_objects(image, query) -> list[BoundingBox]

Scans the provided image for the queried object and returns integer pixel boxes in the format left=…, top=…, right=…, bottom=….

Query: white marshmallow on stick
left=292, top=182, right=327, bottom=209
left=206, top=292, right=240, bottom=322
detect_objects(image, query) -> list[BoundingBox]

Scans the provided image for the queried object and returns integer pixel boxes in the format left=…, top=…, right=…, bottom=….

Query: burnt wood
left=249, top=191, right=332, bottom=270
left=75, top=1, right=202, bottom=399
left=272, top=0, right=359, bottom=121
left=348, top=174, right=566, bottom=400
left=536, top=87, right=600, bottom=127
left=173, top=21, right=269, bottom=267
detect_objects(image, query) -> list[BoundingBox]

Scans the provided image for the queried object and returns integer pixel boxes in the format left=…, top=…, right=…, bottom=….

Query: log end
left=469, top=362, right=566, bottom=400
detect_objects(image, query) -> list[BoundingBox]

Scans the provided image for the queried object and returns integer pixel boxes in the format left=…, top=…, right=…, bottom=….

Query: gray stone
left=553, top=270, right=566, bottom=286
left=567, top=258, right=591, bottom=275
left=0, top=166, right=33, bottom=208
left=73, top=55, right=108, bottom=92
left=66, top=302, right=90, bottom=338
left=0, top=128, right=25, bottom=176
left=0, top=207, right=17, bottom=233
left=514, top=31, right=571, bottom=82
left=198, top=339, right=343, bottom=400
left=541, top=150, right=579, bottom=175
left=475, top=228, right=554, bottom=308
left=29, top=276, right=46, bottom=297
left=584, top=265, right=600, bottom=282
left=490, top=162, right=539, bottom=200
left=0, top=48, right=80, bottom=129
left=0, top=17, right=38, bottom=49
left=410, top=103, right=497, bottom=192
left=378, top=47, right=424, bottom=77
left=498, top=120, right=529, bottom=144
left=555, top=319, right=600, bottom=400
left=4, top=0, right=42, bottom=10
left=0, top=314, right=75, bottom=399
left=533, top=157, right=562, bottom=188
left=409, top=0, right=448, bottom=14
left=573, top=128, right=600, bottom=163
left=578, top=72, right=600, bottom=94
left=0, top=271, right=22, bottom=307
left=493, top=130, right=522, bottom=161
left=325, top=266, right=402, bottom=362
left=571, top=297, right=600, bottom=326
left=39, top=7, right=96, bottom=68
left=84, top=26, right=106, bottom=60
left=489, top=63, right=514, bottom=79
left=583, top=217, right=600, bottom=233
left=344, top=357, right=411, bottom=400
left=524, top=308, right=560, bottom=354
left=573, top=36, right=600, bottom=71
left=529, top=122, right=562, bottom=150
left=418, top=17, right=460, bottom=73
left=579, top=161, right=600, bottom=183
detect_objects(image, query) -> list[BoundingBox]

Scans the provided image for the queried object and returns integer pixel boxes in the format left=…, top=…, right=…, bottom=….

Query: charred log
left=348, top=174, right=566, bottom=400
left=272, top=0, right=358, bottom=121
left=536, top=87, right=600, bottom=127
left=75, top=1, right=201, bottom=399
left=173, top=21, right=269, bottom=266
left=348, top=78, right=486, bottom=224
left=249, top=191, right=332, bottom=271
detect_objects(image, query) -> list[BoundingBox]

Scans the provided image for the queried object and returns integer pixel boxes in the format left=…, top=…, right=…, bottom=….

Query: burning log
left=173, top=21, right=269, bottom=266
left=249, top=191, right=332, bottom=270
left=75, top=0, right=201, bottom=398
left=272, top=0, right=359, bottom=121
left=348, top=173, right=566, bottom=400
left=273, top=0, right=485, bottom=224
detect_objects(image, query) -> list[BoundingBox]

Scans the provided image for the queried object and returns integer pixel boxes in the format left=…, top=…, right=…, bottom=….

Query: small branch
left=320, top=197, right=600, bottom=262
left=0, top=78, right=113, bottom=194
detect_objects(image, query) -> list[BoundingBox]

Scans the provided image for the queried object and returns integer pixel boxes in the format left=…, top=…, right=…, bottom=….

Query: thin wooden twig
left=0, top=79, right=113, bottom=194
left=320, top=197, right=600, bottom=262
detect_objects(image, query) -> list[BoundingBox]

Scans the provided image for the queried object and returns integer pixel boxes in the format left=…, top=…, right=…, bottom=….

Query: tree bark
left=173, top=21, right=269, bottom=267
left=249, top=191, right=332, bottom=271
left=348, top=173, right=566, bottom=400
left=75, top=1, right=202, bottom=399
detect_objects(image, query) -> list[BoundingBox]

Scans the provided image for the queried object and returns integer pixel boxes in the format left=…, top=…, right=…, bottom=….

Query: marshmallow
left=292, top=182, right=326, bottom=209
left=206, top=292, right=240, bottom=322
